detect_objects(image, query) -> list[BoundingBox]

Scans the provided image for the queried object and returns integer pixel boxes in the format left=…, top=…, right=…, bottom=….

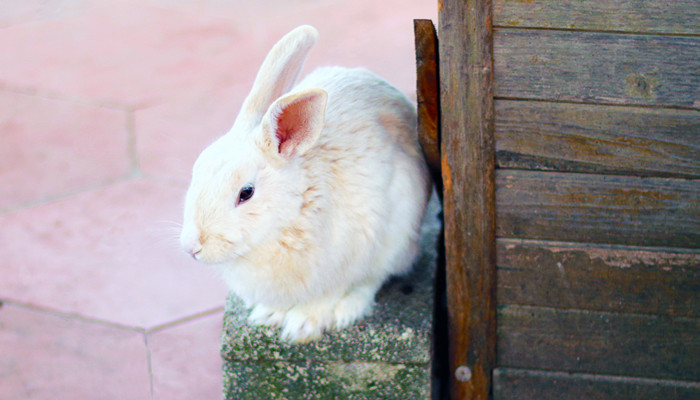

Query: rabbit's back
left=297, top=66, right=422, bottom=175
left=293, top=66, right=430, bottom=279
left=297, top=66, right=418, bottom=146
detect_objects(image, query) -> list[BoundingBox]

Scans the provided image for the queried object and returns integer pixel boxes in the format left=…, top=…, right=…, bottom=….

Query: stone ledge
left=221, top=195, right=440, bottom=399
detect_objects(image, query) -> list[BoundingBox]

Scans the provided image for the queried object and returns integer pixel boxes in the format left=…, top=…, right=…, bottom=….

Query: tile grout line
left=0, top=82, right=133, bottom=112
left=0, top=174, right=135, bottom=216
left=143, top=306, right=226, bottom=399
left=0, top=298, right=145, bottom=332
left=146, top=305, right=225, bottom=335
left=125, top=108, right=143, bottom=177
left=0, top=81, right=167, bottom=116
left=0, top=173, right=190, bottom=216
left=144, top=332, right=155, bottom=400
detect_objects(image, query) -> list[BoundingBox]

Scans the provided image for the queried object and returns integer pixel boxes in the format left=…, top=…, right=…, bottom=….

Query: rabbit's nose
left=180, top=226, right=203, bottom=259
left=185, top=236, right=204, bottom=260
left=185, top=241, right=203, bottom=259
left=188, top=247, right=202, bottom=260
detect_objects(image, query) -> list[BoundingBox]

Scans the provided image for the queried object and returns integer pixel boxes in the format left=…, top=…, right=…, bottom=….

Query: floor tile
left=0, top=303, right=151, bottom=400
left=0, top=0, right=86, bottom=28
left=146, top=0, right=436, bottom=96
left=0, top=91, right=130, bottom=211
left=149, top=311, right=224, bottom=400
left=133, top=0, right=436, bottom=182
left=0, top=178, right=228, bottom=329
left=0, top=0, right=435, bottom=107
left=0, top=0, right=266, bottom=107
left=134, top=83, right=247, bottom=184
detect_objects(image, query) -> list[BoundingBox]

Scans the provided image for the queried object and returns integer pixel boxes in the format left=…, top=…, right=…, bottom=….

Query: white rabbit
left=180, top=25, right=431, bottom=343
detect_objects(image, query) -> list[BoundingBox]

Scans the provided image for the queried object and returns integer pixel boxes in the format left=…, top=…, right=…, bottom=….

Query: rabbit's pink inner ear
left=273, top=90, right=327, bottom=159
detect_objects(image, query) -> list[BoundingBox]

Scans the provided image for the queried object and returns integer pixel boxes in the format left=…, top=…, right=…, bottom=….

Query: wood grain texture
left=414, top=19, right=442, bottom=192
left=494, top=29, right=700, bottom=109
left=493, top=368, right=700, bottom=400
left=438, top=0, right=496, bottom=398
left=497, top=238, right=700, bottom=317
left=497, top=305, right=700, bottom=381
left=496, top=170, right=700, bottom=248
left=493, top=0, right=700, bottom=35
left=495, top=100, right=700, bottom=178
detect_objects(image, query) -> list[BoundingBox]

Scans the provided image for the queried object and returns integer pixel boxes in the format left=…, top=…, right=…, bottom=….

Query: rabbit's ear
left=260, top=88, right=327, bottom=159
left=242, top=26, right=319, bottom=122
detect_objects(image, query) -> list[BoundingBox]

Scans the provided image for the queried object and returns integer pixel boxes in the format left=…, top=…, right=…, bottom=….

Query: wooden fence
left=416, top=0, right=699, bottom=398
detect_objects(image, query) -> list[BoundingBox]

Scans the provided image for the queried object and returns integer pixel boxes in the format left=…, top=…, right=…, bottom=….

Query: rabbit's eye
left=236, top=185, right=255, bottom=206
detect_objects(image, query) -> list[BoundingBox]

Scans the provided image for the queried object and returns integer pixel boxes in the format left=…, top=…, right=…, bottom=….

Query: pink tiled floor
left=0, top=1, right=436, bottom=399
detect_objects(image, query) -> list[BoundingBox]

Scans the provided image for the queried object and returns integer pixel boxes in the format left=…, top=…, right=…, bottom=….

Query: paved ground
left=0, top=1, right=436, bottom=398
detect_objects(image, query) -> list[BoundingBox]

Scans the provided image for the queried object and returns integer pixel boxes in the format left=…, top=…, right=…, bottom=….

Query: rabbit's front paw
left=280, top=302, right=335, bottom=343
left=333, top=286, right=375, bottom=329
left=248, top=304, right=288, bottom=328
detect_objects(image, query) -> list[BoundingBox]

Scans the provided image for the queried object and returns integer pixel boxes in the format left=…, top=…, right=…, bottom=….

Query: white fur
left=180, top=25, right=431, bottom=343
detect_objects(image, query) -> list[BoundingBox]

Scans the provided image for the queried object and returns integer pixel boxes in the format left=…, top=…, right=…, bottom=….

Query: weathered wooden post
left=438, top=0, right=497, bottom=399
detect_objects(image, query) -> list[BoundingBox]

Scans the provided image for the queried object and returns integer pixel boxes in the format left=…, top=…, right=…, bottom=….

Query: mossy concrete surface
left=221, top=195, right=441, bottom=399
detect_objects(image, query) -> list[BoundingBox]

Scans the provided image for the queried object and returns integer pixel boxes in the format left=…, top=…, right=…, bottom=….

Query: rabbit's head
left=180, top=26, right=326, bottom=263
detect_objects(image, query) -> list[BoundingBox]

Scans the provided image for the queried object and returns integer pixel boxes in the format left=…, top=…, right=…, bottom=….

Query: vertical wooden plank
left=439, top=0, right=497, bottom=399
left=414, top=19, right=442, bottom=193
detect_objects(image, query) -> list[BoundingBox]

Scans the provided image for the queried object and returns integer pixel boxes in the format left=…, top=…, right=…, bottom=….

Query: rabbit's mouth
left=190, top=248, right=226, bottom=264
left=193, top=238, right=249, bottom=265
